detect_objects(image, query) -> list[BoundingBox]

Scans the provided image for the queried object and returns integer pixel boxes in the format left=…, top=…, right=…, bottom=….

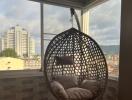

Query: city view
left=102, top=46, right=119, bottom=77
left=0, top=25, right=41, bottom=70
left=0, top=0, right=120, bottom=78
left=0, top=24, right=119, bottom=77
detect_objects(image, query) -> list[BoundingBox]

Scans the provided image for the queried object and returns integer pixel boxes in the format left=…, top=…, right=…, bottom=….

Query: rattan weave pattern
left=44, top=28, right=108, bottom=100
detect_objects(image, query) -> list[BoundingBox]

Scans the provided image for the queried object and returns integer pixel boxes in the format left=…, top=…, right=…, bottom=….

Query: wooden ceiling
left=30, top=0, right=108, bottom=9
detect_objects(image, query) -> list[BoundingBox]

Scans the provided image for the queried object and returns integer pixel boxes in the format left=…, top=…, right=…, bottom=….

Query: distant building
left=0, top=25, right=35, bottom=57
left=0, top=57, right=24, bottom=70
left=0, top=56, right=41, bottom=70
left=0, top=37, right=4, bottom=52
left=105, top=54, right=119, bottom=77
left=24, top=56, right=41, bottom=70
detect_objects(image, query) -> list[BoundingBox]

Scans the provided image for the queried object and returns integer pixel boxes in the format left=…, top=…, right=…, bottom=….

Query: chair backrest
left=44, top=28, right=108, bottom=100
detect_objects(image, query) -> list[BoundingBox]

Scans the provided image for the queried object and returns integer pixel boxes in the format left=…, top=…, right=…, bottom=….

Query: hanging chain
left=71, top=15, right=73, bottom=28
left=70, top=8, right=81, bottom=31
left=70, top=8, right=74, bottom=28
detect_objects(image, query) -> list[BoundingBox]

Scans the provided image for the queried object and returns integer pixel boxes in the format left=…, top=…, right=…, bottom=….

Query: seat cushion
left=51, top=81, right=68, bottom=100
left=53, top=75, right=78, bottom=89
left=66, top=87, right=93, bottom=100
left=80, top=80, right=99, bottom=96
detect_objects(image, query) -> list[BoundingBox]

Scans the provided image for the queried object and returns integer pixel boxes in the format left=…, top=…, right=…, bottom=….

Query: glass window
left=89, top=0, right=121, bottom=77
left=0, top=0, right=40, bottom=70
left=43, top=4, right=81, bottom=52
left=0, top=0, right=81, bottom=71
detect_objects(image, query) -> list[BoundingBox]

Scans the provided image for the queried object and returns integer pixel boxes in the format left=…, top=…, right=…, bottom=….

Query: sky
left=0, top=0, right=121, bottom=54
left=89, top=0, right=121, bottom=45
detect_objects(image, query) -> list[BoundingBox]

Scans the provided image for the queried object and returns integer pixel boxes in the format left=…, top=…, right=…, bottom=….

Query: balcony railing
left=0, top=70, right=118, bottom=100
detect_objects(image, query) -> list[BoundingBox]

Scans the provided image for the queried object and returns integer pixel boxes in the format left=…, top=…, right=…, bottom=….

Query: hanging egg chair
left=44, top=8, right=108, bottom=100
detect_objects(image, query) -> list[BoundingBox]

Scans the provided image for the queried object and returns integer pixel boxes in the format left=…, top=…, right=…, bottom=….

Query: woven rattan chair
left=44, top=8, right=108, bottom=100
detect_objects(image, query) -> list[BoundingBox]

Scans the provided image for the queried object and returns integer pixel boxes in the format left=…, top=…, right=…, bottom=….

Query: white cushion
left=66, top=87, right=93, bottom=100
left=53, top=75, right=78, bottom=89
left=51, top=81, right=68, bottom=99
left=80, top=80, right=99, bottom=96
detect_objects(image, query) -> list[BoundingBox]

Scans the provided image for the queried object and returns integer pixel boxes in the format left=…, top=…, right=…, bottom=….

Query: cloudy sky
left=89, top=0, right=121, bottom=45
left=0, top=0, right=121, bottom=54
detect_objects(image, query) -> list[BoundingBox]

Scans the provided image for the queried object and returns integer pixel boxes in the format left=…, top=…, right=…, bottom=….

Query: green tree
left=0, top=48, right=18, bottom=58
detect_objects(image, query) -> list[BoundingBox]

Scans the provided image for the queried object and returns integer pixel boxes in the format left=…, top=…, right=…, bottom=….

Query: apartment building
left=0, top=25, right=35, bottom=57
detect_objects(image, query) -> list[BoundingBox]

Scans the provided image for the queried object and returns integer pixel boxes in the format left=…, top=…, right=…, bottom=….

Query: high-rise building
left=0, top=25, right=35, bottom=57
left=0, top=37, right=4, bottom=52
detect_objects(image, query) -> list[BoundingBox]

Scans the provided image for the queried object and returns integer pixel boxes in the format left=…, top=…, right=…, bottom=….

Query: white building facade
left=0, top=25, right=35, bottom=57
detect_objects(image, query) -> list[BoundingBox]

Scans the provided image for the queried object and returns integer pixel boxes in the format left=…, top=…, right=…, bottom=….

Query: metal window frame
left=40, top=3, right=44, bottom=71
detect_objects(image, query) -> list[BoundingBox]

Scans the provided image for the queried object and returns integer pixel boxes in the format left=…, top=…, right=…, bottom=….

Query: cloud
left=44, top=4, right=72, bottom=33
left=0, top=0, right=40, bottom=20
left=89, top=0, right=121, bottom=45
left=0, top=0, right=121, bottom=54
left=0, top=0, right=40, bottom=34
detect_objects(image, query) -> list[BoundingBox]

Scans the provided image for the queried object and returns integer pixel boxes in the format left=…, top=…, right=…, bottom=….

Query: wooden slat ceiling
left=30, top=0, right=108, bottom=9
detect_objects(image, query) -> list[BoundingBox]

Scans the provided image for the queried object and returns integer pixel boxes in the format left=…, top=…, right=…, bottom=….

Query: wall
left=0, top=71, right=118, bottom=100
left=103, top=78, right=118, bottom=100
left=0, top=71, right=49, bottom=100
left=120, top=0, right=132, bottom=99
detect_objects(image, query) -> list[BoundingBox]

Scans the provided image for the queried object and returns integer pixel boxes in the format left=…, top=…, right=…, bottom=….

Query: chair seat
left=66, top=87, right=93, bottom=100
left=51, top=81, right=94, bottom=100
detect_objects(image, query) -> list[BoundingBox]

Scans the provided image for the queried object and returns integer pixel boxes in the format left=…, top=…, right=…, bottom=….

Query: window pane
left=43, top=4, right=81, bottom=52
left=0, top=0, right=40, bottom=70
left=89, top=0, right=121, bottom=77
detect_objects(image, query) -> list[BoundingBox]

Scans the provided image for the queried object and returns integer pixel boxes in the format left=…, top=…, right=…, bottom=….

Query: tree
left=0, top=48, right=18, bottom=58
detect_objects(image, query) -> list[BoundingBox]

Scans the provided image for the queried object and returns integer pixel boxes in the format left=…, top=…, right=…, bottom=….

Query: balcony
left=0, top=70, right=118, bottom=100
left=0, top=0, right=132, bottom=100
